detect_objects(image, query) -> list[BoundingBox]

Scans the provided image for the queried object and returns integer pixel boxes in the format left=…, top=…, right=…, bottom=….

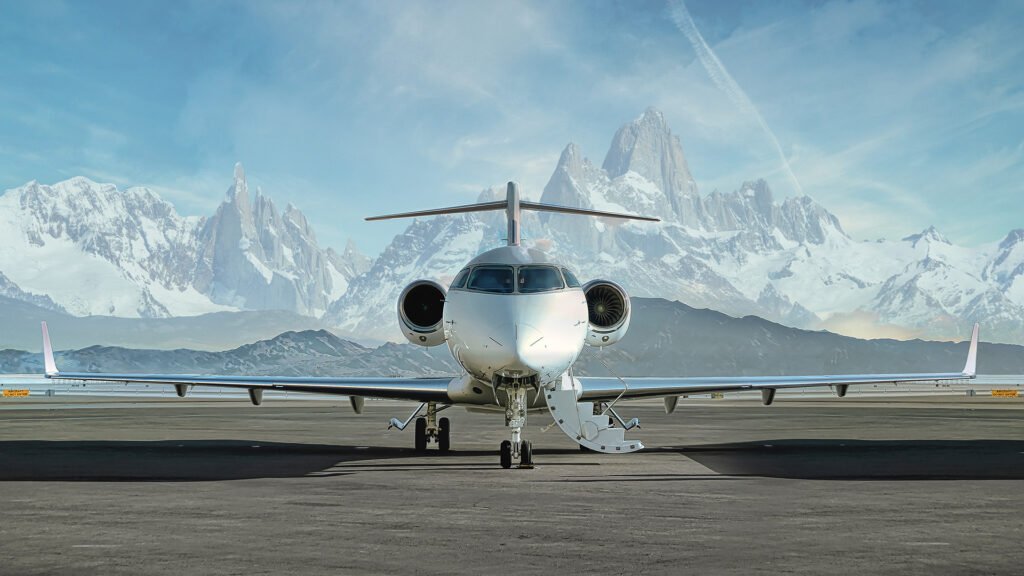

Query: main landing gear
left=413, top=412, right=451, bottom=452
left=415, top=402, right=450, bottom=452
left=390, top=402, right=450, bottom=453
left=499, top=381, right=534, bottom=469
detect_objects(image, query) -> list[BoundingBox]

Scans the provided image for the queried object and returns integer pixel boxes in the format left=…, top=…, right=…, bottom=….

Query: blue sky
left=1, top=0, right=1021, bottom=255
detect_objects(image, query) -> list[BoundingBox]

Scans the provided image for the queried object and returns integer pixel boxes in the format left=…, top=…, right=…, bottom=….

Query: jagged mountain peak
left=0, top=165, right=369, bottom=321
left=986, top=229, right=1024, bottom=292
left=476, top=186, right=505, bottom=202
left=601, top=106, right=697, bottom=222
left=539, top=143, right=599, bottom=213
left=738, top=179, right=774, bottom=209
left=639, top=105, right=667, bottom=124
left=0, top=176, right=207, bottom=318
left=23, top=175, right=138, bottom=202
left=902, top=225, right=950, bottom=247
left=999, top=229, right=1024, bottom=250
left=194, top=165, right=367, bottom=316
left=561, top=140, right=585, bottom=169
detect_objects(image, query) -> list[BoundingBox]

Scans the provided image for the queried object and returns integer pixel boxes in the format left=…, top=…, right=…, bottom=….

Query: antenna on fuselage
left=365, top=181, right=660, bottom=247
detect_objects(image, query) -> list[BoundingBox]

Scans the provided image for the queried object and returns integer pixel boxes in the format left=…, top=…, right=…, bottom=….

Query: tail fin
left=41, top=321, right=58, bottom=377
left=366, top=181, right=658, bottom=246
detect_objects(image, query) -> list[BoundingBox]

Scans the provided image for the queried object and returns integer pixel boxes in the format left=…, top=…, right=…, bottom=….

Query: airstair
left=544, top=377, right=644, bottom=454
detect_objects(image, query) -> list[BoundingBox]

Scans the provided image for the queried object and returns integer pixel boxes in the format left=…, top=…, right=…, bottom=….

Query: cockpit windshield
left=561, top=268, right=581, bottom=288
left=451, top=268, right=470, bottom=289
left=467, top=266, right=515, bottom=294
left=517, top=266, right=564, bottom=293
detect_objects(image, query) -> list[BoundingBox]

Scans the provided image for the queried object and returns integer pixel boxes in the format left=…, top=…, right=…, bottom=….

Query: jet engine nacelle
left=398, top=280, right=447, bottom=347
left=583, top=280, right=630, bottom=347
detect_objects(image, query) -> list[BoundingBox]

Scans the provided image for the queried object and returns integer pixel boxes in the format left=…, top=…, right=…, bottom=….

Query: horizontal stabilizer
left=367, top=199, right=658, bottom=223
left=366, top=182, right=656, bottom=247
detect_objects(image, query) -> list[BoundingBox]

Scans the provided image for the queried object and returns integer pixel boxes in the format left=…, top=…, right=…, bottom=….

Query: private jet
left=41, top=182, right=980, bottom=469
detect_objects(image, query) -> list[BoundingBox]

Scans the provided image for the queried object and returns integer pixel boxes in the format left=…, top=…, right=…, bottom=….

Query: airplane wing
left=577, top=324, right=980, bottom=404
left=40, top=323, right=453, bottom=403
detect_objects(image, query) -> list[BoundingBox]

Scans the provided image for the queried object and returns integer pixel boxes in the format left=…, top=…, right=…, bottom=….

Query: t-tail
left=365, top=181, right=660, bottom=246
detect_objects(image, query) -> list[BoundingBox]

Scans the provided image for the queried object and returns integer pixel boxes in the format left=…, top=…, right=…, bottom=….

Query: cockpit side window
left=518, top=266, right=564, bottom=293
left=467, top=266, right=515, bottom=294
left=450, top=268, right=470, bottom=290
left=561, top=268, right=582, bottom=288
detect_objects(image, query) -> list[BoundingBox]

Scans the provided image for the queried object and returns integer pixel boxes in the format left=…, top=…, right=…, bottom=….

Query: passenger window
left=451, top=268, right=470, bottom=289
left=467, top=266, right=515, bottom=294
left=561, top=268, right=581, bottom=288
left=518, top=266, right=564, bottom=293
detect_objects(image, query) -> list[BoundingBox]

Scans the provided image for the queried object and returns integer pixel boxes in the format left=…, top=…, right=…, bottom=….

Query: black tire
left=414, top=417, right=427, bottom=452
left=499, top=440, right=512, bottom=469
left=520, top=440, right=533, bottom=467
left=438, top=417, right=451, bottom=452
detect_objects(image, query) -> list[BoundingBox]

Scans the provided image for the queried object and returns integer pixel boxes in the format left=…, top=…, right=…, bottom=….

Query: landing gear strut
left=499, top=382, right=535, bottom=469
left=410, top=402, right=451, bottom=453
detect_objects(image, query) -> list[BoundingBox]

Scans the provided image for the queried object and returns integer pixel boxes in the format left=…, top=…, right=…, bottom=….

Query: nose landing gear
left=499, top=439, right=532, bottom=469
left=499, top=380, right=535, bottom=469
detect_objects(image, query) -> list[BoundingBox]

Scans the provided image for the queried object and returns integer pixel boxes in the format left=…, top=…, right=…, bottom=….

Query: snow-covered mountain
left=0, top=164, right=369, bottom=319
left=193, top=163, right=369, bottom=316
left=2, top=108, right=1020, bottom=345
left=329, top=108, right=1024, bottom=344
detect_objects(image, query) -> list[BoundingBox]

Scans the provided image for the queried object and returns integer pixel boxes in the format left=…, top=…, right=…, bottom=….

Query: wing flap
left=579, top=323, right=981, bottom=402
left=48, top=371, right=454, bottom=402
left=578, top=372, right=970, bottom=402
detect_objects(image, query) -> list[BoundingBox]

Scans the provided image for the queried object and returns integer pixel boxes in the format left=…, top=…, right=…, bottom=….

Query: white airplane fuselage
left=441, top=246, right=588, bottom=405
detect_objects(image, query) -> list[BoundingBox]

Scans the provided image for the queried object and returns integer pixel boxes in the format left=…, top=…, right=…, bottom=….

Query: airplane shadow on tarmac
left=0, top=440, right=597, bottom=481
left=2, top=438, right=1024, bottom=481
left=0, top=440, right=494, bottom=482
left=666, top=439, right=1024, bottom=481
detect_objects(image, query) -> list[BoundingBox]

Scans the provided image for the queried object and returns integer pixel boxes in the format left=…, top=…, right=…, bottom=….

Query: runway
left=2, top=397, right=1023, bottom=575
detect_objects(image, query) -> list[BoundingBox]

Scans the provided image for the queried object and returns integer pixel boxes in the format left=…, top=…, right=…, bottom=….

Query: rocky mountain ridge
left=2, top=108, right=1021, bottom=344
left=334, top=108, right=1024, bottom=343
left=0, top=163, right=369, bottom=320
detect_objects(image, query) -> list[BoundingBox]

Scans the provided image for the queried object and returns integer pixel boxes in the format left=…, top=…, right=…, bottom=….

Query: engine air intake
left=402, top=283, right=444, bottom=328
left=398, top=280, right=447, bottom=347
left=586, top=284, right=626, bottom=328
left=583, top=280, right=631, bottom=347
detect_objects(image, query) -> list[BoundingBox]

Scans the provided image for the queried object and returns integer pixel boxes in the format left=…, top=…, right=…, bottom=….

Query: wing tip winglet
left=41, top=321, right=58, bottom=377
left=962, top=322, right=979, bottom=377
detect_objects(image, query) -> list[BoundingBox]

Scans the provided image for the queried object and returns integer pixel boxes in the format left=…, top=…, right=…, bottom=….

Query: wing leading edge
left=40, top=322, right=453, bottom=403
left=40, top=323, right=981, bottom=405
left=578, top=324, right=980, bottom=403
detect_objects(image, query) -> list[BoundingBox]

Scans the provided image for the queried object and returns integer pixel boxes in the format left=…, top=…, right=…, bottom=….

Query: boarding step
left=544, top=387, right=644, bottom=454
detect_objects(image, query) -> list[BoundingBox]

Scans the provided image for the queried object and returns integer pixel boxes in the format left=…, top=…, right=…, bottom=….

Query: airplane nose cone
left=513, top=323, right=546, bottom=372
left=491, top=322, right=545, bottom=377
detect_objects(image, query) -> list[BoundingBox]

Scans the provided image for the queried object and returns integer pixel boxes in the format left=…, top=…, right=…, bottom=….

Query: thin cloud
left=667, top=0, right=804, bottom=196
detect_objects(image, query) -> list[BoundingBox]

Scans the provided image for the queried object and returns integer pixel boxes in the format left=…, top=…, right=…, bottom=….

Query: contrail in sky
left=668, top=0, right=804, bottom=196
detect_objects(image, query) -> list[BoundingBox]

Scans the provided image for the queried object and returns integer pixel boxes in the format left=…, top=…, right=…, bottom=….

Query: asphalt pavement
left=2, top=396, right=1023, bottom=575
